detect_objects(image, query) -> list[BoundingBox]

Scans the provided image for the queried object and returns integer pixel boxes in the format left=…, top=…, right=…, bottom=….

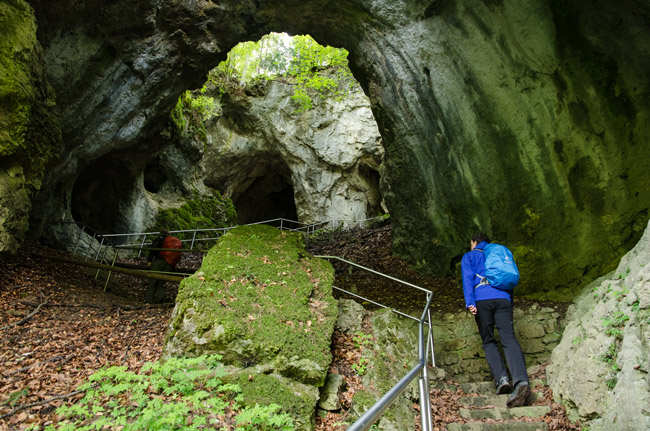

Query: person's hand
left=467, top=305, right=477, bottom=315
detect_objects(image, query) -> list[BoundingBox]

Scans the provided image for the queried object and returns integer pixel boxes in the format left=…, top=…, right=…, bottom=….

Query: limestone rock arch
left=18, top=0, right=650, bottom=295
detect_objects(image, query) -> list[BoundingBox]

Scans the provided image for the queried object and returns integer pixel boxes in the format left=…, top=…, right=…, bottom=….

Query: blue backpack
left=476, top=243, right=520, bottom=290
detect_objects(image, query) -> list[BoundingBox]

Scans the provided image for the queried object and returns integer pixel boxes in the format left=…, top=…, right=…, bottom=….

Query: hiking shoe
left=507, top=381, right=530, bottom=407
left=496, top=376, right=512, bottom=395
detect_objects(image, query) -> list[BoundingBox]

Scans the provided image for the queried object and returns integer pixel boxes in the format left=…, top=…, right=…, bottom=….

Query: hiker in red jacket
left=145, top=230, right=181, bottom=303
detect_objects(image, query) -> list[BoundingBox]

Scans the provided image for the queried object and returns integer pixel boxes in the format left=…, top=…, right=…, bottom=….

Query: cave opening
left=229, top=158, right=298, bottom=225
left=71, top=158, right=135, bottom=234
left=358, top=163, right=383, bottom=215
left=143, top=162, right=168, bottom=194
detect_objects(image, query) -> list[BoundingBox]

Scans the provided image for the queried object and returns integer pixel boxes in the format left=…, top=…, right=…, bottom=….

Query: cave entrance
left=71, top=158, right=135, bottom=234
left=231, top=159, right=298, bottom=225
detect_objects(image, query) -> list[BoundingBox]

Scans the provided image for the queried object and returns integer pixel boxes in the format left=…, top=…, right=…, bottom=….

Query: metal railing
left=56, top=217, right=434, bottom=429
left=314, top=256, right=434, bottom=431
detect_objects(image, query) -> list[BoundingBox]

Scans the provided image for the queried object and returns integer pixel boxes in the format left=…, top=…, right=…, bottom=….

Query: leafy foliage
left=286, top=35, right=354, bottom=112
left=208, top=33, right=354, bottom=112
left=599, top=310, right=630, bottom=390
left=43, top=355, right=294, bottom=431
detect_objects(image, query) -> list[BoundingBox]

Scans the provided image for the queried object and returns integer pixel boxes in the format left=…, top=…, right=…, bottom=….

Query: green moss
left=231, top=372, right=318, bottom=431
left=169, top=96, right=186, bottom=133
left=0, top=0, right=62, bottom=255
left=166, top=225, right=337, bottom=386
left=151, top=187, right=237, bottom=233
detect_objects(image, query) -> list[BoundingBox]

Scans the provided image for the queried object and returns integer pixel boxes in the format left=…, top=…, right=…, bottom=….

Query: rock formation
left=335, top=299, right=421, bottom=431
left=0, top=0, right=61, bottom=256
left=200, top=78, right=383, bottom=225
left=164, top=225, right=338, bottom=430
left=547, top=219, right=650, bottom=430
left=0, top=0, right=648, bottom=296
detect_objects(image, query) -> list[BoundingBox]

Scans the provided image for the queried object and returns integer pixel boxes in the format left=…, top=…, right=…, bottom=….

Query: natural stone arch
left=20, top=0, right=650, bottom=297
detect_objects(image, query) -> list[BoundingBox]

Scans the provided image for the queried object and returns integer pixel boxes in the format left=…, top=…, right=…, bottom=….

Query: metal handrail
left=314, top=255, right=434, bottom=431
left=55, top=218, right=432, bottom=428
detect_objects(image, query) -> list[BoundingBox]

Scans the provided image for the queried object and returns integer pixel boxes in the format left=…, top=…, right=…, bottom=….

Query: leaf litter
left=0, top=226, right=580, bottom=430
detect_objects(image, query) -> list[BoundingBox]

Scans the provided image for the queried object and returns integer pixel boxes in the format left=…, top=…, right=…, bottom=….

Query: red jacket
left=160, top=236, right=182, bottom=267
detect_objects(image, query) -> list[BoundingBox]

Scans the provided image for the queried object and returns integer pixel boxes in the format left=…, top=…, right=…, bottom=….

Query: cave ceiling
left=16, top=0, right=650, bottom=296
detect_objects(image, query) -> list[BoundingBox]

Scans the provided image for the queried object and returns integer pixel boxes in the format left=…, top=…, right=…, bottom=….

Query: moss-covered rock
left=0, top=0, right=62, bottom=256
left=347, top=306, right=420, bottom=431
left=164, top=224, right=337, bottom=429
left=150, top=187, right=237, bottom=233
left=223, top=369, right=320, bottom=431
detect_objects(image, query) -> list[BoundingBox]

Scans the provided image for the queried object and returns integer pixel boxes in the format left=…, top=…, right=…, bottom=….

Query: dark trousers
left=475, top=298, right=528, bottom=386
left=145, top=258, right=173, bottom=303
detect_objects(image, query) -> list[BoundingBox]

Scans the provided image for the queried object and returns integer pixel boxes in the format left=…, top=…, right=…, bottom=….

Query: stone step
left=459, top=405, right=551, bottom=420
left=459, top=379, right=546, bottom=395
left=430, top=378, right=546, bottom=394
left=446, top=421, right=549, bottom=431
left=459, top=391, right=542, bottom=408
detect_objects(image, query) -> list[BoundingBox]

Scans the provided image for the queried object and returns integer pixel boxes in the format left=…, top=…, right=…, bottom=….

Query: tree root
left=1, top=297, right=48, bottom=332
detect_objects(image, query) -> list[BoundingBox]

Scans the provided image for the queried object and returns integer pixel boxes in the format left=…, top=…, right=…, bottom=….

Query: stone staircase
left=435, top=379, right=550, bottom=431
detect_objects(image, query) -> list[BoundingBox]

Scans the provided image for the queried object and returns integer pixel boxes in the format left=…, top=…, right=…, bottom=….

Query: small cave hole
left=143, top=162, right=168, bottom=193
left=358, top=164, right=383, bottom=215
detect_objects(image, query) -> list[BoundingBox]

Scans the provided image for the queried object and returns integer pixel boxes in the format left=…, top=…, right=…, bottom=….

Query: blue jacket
left=461, top=241, right=512, bottom=308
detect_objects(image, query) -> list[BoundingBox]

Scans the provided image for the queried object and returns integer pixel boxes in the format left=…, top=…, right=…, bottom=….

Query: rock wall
left=433, top=304, right=561, bottom=382
left=547, top=220, right=650, bottom=430
left=336, top=299, right=420, bottom=431
left=201, top=78, right=383, bottom=224
left=1, top=0, right=646, bottom=297
left=0, top=0, right=61, bottom=256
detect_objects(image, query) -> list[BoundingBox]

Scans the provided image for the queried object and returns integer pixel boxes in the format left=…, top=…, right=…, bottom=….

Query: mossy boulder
left=164, top=224, right=338, bottom=430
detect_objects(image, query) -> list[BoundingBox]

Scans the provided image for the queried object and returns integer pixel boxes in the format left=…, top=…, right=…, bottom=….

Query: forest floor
left=0, top=224, right=579, bottom=430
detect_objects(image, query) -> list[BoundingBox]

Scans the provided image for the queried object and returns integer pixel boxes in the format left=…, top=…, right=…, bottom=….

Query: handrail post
left=104, top=249, right=119, bottom=292
left=84, top=233, right=97, bottom=262
left=428, top=309, right=436, bottom=368
left=190, top=231, right=197, bottom=250
left=95, top=239, right=110, bottom=279
left=74, top=225, right=85, bottom=254
left=138, top=234, right=147, bottom=258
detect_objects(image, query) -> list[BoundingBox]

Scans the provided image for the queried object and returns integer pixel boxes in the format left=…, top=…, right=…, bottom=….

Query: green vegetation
left=211, top=33, right=354, bottom=112
left=167, top=91, right=221, bottom=140
left=151, top=188, right=237, bottom=234
left=351, top=357, right=369, bottom=376
left=521, top=205, right=540, bottom=237
left=352, top=331, right=374, bottom=350
left=41, top=355, right=294, bottom=431
left=600, top=310, right=630, bottom=390
left=168, top=32, right=356, bottom=139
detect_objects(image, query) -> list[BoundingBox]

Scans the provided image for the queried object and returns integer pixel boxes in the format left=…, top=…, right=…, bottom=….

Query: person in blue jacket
left=461, top=232, right=529, bottom=407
